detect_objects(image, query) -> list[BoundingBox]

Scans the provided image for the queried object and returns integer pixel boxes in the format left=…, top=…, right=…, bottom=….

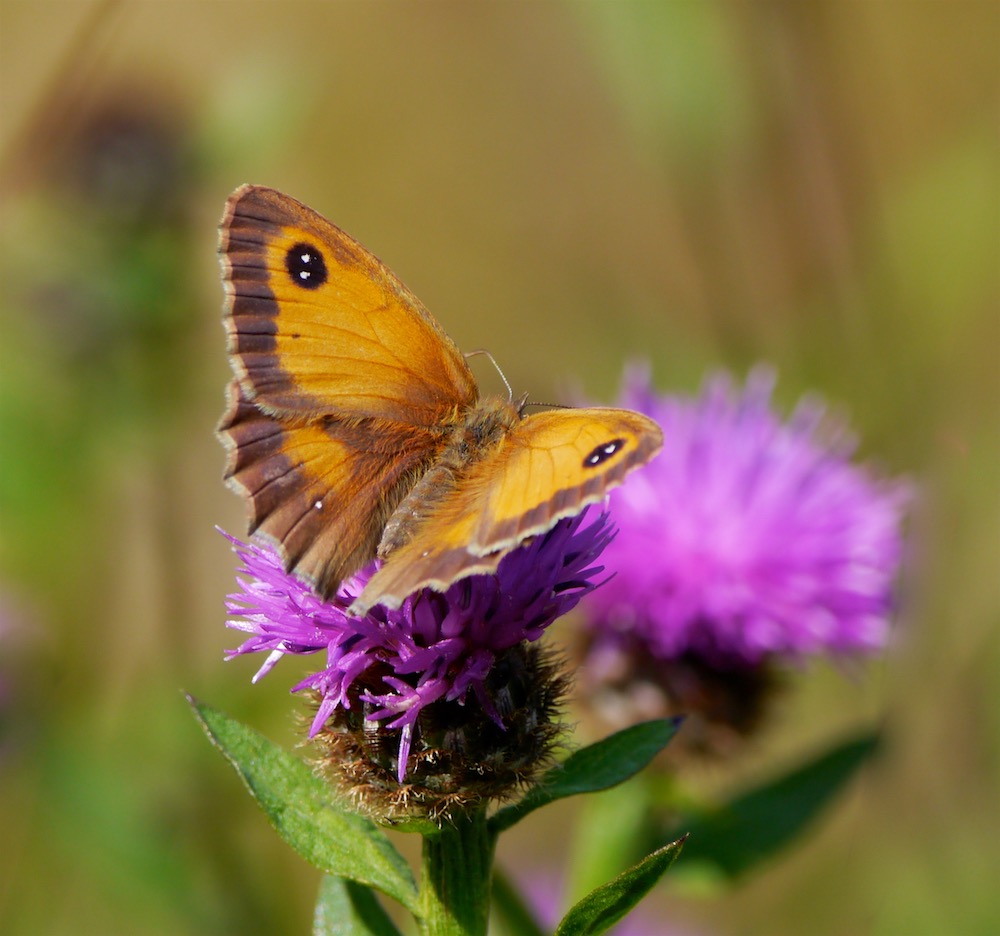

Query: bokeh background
left=1, top=2, right=996, bottom=934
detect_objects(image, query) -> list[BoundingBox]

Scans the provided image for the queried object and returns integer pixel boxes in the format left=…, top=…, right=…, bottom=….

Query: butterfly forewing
left=349, top=407, right=663, bottom=614
left=472, top=407, right=663, bottom=551
left=221, top=185, right=478, bottom=425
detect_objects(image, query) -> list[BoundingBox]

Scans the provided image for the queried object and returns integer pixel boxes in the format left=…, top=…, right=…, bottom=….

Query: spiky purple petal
left=224, top=510, right=612, bottom=781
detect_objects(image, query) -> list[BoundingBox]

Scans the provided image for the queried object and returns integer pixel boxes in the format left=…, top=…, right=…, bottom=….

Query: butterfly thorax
left=376, top=396, right=521, bottom=558
left=445, top=395, right=521, bottom=465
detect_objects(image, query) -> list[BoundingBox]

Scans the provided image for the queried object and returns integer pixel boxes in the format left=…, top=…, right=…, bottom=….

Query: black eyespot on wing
left=285, top=241, right=328, bottom=290
left=583, top=437, right=626, bottom=468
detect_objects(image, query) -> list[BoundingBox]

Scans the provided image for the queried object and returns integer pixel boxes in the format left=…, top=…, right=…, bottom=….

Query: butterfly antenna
left=465, top=348, right=514, bottom=402
left=522, top=399, right=570, bottom=412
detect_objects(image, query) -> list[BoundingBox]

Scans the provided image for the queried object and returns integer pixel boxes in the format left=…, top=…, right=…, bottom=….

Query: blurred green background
left=0, top=2, right=996, bottom=934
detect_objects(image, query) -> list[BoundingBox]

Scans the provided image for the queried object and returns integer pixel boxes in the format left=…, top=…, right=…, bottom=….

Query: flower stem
left=418, top=809, right=496, bottom=936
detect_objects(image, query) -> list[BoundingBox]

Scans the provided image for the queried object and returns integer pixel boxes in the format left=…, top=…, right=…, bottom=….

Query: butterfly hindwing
left=220, top=379, right=447, bottom=595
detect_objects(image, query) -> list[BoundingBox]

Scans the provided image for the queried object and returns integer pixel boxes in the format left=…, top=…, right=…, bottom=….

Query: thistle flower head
left=224, top=511, right=613, bottom=816
left=580, top=367, right=910, bottom=751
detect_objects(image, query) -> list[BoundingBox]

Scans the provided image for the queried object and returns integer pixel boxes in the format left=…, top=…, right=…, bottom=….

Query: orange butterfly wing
left=218, top=185, right=478, bottom=594
left=350, top=407, right=663, bottom=614
left=220, top=379, right=446, bottom=592
left=221, top=185, right=477, bottom=422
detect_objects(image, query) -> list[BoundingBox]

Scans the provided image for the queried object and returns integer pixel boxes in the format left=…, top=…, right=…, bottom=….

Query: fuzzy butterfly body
left=218, top=185, right=663, bottom=615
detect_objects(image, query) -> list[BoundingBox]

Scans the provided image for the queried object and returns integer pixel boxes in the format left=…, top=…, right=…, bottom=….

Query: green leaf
left=668, top=730, right=881, bottom=879
left=491, top=868, right=547, bottom=936
left=188, top=696, right=418, bottom=912
left=567, top=779, right=654, bottom=905
left=313, top=875, right=402, bottom=936
left=555, top=838, right=686, bottom=936
left=490, top=718, right=681, bottom=834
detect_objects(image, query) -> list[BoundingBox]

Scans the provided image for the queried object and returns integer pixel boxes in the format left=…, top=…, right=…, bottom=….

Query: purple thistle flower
left=584, top=366, right=910, bottom=669
left=225, top=510, right=613, bottom=784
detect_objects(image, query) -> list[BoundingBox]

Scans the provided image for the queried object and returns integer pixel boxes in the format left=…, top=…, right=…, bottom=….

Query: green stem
left=418, top=809, right=496, bottom=936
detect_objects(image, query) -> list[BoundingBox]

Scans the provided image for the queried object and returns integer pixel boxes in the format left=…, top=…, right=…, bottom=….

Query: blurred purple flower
left=225, top=511, right=613, bottom=781
left=585, top=367, right=910, bottom=668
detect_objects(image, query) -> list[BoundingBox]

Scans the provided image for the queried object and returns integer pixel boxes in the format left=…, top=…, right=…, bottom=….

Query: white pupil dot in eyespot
left=585, top=439, right=624, bottom=467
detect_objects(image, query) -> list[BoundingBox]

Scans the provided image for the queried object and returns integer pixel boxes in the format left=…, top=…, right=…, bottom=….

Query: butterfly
left=218, top=185, right=663, bottom=616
